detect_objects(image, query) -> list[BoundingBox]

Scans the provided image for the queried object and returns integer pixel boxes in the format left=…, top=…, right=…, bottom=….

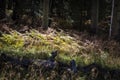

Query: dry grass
left=0, top=28, right=120, bottom=80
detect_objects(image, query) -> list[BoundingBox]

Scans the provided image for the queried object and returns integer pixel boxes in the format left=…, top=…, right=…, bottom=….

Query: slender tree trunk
left=109, top=0, right=114, bottom=38
left=91, top=0, right=99, bottom=34
left=42, top=0, right=50, bottom=30
left=112, top=0, right=119, bottom=38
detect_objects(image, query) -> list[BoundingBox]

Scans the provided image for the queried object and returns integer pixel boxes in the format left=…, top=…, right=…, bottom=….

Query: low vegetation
left=0, top=28, right=120, bottom=80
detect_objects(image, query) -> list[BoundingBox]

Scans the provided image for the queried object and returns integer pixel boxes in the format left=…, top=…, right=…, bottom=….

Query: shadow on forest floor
left=0, top=53, right=120, bottom=80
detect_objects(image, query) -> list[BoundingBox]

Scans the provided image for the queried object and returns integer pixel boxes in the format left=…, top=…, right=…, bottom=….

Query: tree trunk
left=112, top=0, right=119, bottom=38
left=91, top=0, right=99, bottom=34
left=42, top=0, right=50, bottom=30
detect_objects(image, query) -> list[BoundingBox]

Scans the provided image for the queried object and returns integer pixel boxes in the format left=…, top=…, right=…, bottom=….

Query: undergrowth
left=0, top=29, right=120, bottom=69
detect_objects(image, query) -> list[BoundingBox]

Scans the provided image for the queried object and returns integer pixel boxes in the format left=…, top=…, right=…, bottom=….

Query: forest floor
left=0, top=23, right=120, bottom=80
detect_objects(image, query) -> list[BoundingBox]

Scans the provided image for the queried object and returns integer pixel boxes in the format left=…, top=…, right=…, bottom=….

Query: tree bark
left=112, top=0, right=119, bottom=37
left=91, top=0, right=99, bottom=34
left=42, top=0, right=50, bottom=30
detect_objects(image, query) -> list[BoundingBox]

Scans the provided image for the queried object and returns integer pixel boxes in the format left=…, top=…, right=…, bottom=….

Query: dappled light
left=0, top=0, right=120, bottom=80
